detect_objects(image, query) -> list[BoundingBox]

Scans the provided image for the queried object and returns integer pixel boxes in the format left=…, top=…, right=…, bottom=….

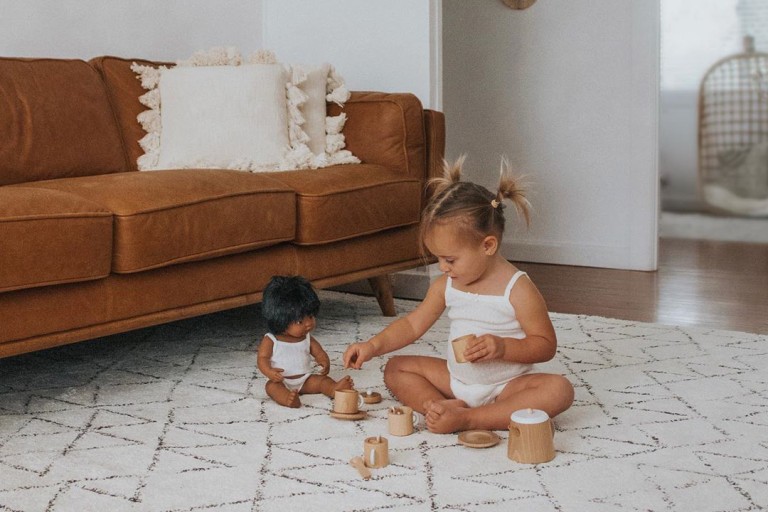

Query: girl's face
left=284, top=315, right=316, bottom=338
left=424, top=222, right=495, bottom=287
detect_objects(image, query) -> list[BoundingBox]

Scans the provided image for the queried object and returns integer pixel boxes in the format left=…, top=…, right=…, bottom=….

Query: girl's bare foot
left=425, top=400, right=471, bottom=433
left=266, top=381, right=301, bottom=408
left=423, top=398, right=468, bottom=411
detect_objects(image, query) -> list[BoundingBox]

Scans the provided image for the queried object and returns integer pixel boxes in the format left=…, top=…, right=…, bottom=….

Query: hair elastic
left=491, top=199, right=500, bottom=209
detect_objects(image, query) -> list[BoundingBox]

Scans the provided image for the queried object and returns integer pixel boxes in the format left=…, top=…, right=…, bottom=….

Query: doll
left=257, top=275, right=353, bottom=408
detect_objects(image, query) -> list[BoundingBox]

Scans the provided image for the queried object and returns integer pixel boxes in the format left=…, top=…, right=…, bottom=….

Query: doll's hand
left=464, top=334, right=505, bottom=362
left=315, top=354, right=331, bottom=375
left=343, top=341, right=376, bottom=369
left=265, top=367, right=285, bottom=382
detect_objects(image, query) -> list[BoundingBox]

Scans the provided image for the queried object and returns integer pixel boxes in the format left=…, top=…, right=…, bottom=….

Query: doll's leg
left=425, top=373, right=574, bottom=433
left=301, top=374, right=354, bottom=398
left=383, top=356, right=454, bottom=414
left=265, top=381, right=301, bottom=408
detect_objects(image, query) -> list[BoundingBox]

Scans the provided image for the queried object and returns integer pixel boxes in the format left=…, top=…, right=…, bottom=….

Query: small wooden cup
left=388, top=406, right=418, bottom=436
left=333, top=389, right=364, bottom=414
left=451, top=334, right=474, bottom=363
left=507, top=408, right=555, bottom=464
left=363, top=436, right=389, bottom=468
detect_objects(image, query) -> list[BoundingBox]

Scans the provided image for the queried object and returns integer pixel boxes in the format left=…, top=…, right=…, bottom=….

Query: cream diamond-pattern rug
left=1, top=291, right=766, bottom=511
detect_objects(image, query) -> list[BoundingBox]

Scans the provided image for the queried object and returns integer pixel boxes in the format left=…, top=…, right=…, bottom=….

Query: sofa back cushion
left=0, top=58, right=128, bottom=186
left=90, top=56, right=172, bottom=172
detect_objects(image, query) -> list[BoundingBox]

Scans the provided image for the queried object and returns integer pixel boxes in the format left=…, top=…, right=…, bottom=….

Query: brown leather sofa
left=0, top=56, right=445, bottom=358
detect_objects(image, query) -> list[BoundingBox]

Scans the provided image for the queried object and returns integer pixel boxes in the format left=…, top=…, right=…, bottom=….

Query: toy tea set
left=330, top=388, right=555, bottom=479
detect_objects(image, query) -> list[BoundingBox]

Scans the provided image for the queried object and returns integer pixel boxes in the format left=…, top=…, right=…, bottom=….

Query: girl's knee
left=550, top=375, right=575, bottom=409
left=383, top=356, right=407, bottom=385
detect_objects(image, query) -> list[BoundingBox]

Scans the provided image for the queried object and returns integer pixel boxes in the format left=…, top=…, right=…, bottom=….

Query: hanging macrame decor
left=698, top=36, right=768, bottom=216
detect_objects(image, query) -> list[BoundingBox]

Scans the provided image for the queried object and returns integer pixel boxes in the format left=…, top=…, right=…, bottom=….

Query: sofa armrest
left=329, top=92, right=429, bottom=182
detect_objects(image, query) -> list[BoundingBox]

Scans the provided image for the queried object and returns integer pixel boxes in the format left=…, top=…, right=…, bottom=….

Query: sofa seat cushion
left=0, top=187, right=113, bottom=293
left=270, top=164, right=422, bottom=245
left=20, top=170, right=296, bottom=273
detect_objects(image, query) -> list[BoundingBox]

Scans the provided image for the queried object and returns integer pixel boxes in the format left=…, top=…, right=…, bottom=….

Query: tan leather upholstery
left=21, top=170, right=296, bottom=273
left=0, top=245, right=297, bottom=350
left=295, top=226, right=421, bottom=280
left=0, top=55, right=445, bottom=358
left=89, top=56, right=172, bottom=171
left=330, top=92, right=426, bottom=181
left=271, top=164, right=421, bottom=245
left=0, top=58, right=128, bottom=186
left=0, top=187, right=113, bottom=293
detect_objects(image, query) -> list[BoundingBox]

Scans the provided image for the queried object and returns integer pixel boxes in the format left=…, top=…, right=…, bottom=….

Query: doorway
left=659, top=0, right=768, bottom=243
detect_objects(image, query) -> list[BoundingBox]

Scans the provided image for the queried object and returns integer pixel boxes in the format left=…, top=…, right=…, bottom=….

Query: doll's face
left=284, top=315, right=316, bottom=338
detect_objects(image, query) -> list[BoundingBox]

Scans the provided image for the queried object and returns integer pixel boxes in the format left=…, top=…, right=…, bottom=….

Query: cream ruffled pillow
left=287, top=63, right=360, bottom=168
left=131, top=47, right=359, bottom=172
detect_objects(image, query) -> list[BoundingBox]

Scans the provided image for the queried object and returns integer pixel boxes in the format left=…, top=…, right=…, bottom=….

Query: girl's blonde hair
left=420, top=156, right=531, bottom=253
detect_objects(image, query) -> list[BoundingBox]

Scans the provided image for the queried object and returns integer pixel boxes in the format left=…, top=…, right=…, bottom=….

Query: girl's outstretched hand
left=464, top=334, right=505, bottom=362
left=343, top=341, right=376, bottom=369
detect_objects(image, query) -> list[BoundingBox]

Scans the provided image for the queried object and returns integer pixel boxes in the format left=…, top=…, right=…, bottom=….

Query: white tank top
left=267, top=332, right=312, bottom=377
left=446, top=271, right=533, bottom=385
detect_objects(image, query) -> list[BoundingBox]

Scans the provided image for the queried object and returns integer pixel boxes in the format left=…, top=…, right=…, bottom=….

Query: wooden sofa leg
left=368, top=274, right=396, bottom=317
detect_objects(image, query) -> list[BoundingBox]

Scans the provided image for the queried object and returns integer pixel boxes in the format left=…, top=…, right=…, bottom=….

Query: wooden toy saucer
left=457, top=430, right=501, bottom=448
left=361, top=391, right=382, bottom=404
left=330, top=410, right=367, bottom=421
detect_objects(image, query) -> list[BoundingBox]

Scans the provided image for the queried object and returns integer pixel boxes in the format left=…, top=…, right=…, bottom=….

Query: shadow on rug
left=0, top=291, right=766, bottom=511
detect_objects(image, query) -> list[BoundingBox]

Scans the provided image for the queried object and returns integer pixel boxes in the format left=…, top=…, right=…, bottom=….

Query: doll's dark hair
left=261, top=275, right=320, bottom=334
left=420, top=156, right=531, bottom=253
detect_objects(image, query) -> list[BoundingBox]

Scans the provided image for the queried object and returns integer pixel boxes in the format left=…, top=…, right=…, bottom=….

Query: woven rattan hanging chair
left=698, top=36, right=768, bottom=216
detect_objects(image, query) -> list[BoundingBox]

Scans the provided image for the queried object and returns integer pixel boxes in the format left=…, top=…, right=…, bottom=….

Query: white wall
left=0, top=0, right=263, bottom=61
left=443, top=0, right=659, bottom=271
left=262, top=0, right=438, bottom=109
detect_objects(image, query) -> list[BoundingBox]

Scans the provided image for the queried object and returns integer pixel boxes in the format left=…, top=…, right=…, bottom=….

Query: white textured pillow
left=132, top=48, right=309, bottom=172
left=132, top=47, right=359, bottom=172
left=289, top=64, right=360, bottom=168
left=300, top=64, right=332, bottom=156
left=157, top=64, right=288, bottom=170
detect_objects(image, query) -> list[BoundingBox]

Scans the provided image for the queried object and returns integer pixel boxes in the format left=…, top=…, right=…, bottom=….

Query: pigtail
left=495, top=157, right=531, bottom=227
left=427, top=155, right=465, bottom=198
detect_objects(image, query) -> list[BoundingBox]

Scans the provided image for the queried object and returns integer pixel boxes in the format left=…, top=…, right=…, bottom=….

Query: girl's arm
left=309, top=336, right=331, bottom=375
left=463, top=276, right=557, bottom=364
left=257, top=335, right=284, bottom=381
left=343, top=275, right=448, bottom=369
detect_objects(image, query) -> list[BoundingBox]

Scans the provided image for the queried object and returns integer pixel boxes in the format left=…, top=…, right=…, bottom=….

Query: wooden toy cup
left=507, top=408, right=555, bottom=464
left=333, top=389, right=364, bottom=414
left=388, top=406, right=419, bottom=436
left=451, top=334, right=474, bottom=363
left=363, top=435, right=389, bottom=468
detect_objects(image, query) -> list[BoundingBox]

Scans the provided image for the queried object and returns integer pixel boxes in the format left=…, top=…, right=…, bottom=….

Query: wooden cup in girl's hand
left=451, top=334, right=474, bottom=363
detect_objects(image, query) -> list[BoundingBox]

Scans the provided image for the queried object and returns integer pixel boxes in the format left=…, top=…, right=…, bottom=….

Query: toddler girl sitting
left=343, top=157, right=574, bottom=432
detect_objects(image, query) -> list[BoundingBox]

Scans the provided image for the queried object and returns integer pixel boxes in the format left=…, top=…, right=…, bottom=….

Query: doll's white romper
left=446, top=271, right=533, bottom=407
left=267, top=332, right=313, bottom=391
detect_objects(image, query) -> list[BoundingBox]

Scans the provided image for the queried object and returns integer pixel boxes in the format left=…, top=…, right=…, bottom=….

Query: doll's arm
left=257, top=335, right=285, bottom=381
left=343, top=276, right=447, bottom=369
left=309, top=337, right=330, bottom=375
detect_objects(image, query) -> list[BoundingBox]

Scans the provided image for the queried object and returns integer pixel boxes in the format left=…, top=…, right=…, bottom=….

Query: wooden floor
left=517, top=237, right=768, bottom=334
